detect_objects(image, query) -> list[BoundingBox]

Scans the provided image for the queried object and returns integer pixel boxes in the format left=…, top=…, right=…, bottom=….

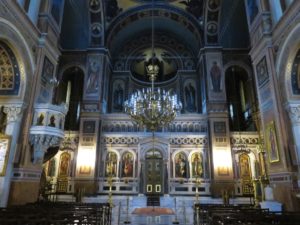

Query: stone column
left=286, top=103, right=300, bottom=185
left=27, top=0, right=41, bottom=25
left=0, top=105, right=24, bottom=207
left=202, top=49, right=234, bottom=196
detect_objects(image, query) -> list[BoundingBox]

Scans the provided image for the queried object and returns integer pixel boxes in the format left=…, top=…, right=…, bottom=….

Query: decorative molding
left=102, top=137, right=139, bottom=145
left=60, top=133, right=79, bottom=151
left=169, top=137, right=208, bottom=146
left=3, top=105, right=23, bottom=122
left=30, top=134, right=63, bottom=164
left=286, top=104, right=300, bottom=124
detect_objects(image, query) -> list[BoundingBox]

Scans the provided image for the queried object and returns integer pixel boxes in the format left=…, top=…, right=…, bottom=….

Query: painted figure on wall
left=106, top=152, right=117, bottom=177
left=210, top=61, right=221, bottom=92
left=47, top=158, right=56, bottom=177
left=122, top=152, right=134, bottom=177
left=265, top=121, right=280, bottom=163
left=191, top=152, right=203, bottom=177
left=239, top=154, right=251, bottom=179
left=113, top=83, right=124, bottom=111
left=86, top=58, right=100, bottom=94
left=185, top=82, right=196, bottom=112
left=59, top=152, right=70, bottom=177
left=175, top=152, right=187, bottom=178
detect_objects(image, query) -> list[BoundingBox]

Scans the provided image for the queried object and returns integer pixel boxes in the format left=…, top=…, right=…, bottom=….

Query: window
left=0, top=41, right=20, bottom=95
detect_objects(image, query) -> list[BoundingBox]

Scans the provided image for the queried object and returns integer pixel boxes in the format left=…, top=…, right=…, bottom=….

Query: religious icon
left=175, top=152, right=187, bottom=178
left=48, top=115, right=56, bottom=127
left=105, top=152, right=117, bottom=177
left=239, top=154, right=251, bottom=179
left=122, top=152, right=133, bottom=177
left=59, top=152, right=70, bottom=177
left=113, top=82, right=124, bottom=112
left=36, top=113, right=44, bottom=126
left=184, top=82, right=196, bottom=112
left=86, top=57, right=100, bottom=94
left=47, top=158, right=56, bottom=177
left=210, top=61, right=221, bottom=92
left=265, top=121, right=280, bottom=163
left=191, top=152, right=203, bottom=177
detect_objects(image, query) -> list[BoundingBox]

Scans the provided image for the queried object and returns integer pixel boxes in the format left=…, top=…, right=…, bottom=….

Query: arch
left=58, top=63, right=86, bottom=81
left=139, top=137, right=168, bottom=159
left=276, top=22, right=300, bottom=102
left=106, top=5, right=203, bottom=55
left=223, top=61, right=253, bottom=80
left=0, top=41, right=21, bottom=95
left=56, top=66, right=84, bottom=130
left=225, top=65, right=256, bottom=131
left=0, top=18, right=35, bottom=102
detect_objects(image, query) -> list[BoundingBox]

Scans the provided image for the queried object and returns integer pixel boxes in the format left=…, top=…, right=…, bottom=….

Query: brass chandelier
left=124, top=1, right=182, bottom=131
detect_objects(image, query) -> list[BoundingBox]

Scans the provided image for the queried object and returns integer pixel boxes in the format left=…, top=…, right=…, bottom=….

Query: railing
left=29, top=103, right=68, bottom=164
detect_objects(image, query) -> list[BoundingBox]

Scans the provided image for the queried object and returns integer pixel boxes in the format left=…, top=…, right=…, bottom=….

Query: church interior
left=1, top=0, right=300, bottom=224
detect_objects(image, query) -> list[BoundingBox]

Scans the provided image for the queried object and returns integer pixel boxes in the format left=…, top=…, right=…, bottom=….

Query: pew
left=194, top=203, right=300, bottom=225
left=0, top=202, right=111, bottom=225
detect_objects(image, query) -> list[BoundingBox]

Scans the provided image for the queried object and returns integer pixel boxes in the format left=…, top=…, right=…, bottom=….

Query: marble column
left=286, top=103, right=300, bottom=186
left=0, top=105, right=24, bottom=207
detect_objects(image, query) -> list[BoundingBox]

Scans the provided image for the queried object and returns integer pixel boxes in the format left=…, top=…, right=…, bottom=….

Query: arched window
left=54, top=67, right=84, bottom=130
left=225, top=66, right=255, bottom=131
left=0, top=41, right=20, bottom=95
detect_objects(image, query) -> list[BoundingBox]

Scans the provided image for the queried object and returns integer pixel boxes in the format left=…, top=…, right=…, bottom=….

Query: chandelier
left=124, top=1, right=182, bottom=131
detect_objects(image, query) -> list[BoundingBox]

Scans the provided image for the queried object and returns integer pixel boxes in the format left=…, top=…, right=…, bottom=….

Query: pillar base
left=8, top=181, right=40, bottom=206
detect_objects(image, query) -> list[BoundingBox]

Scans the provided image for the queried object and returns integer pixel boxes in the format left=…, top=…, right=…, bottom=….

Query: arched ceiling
left=60, top=0, right=249, bottom=51
left=108, top=15, right=201, bottom=57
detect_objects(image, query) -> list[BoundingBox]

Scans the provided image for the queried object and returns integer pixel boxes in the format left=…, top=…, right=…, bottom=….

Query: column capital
left=286, top=103, right=300, bottom=124
left=3, top=104, right=25, bottom=123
